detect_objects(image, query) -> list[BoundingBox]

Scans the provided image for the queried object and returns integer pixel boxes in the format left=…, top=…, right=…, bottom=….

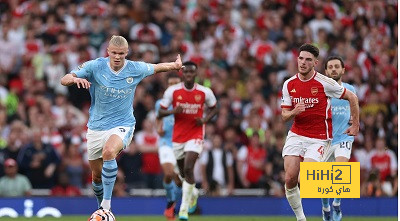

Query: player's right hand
left=73, top=77, right=91, bottom=89
left=175, top=54, right=183, bottom=70
left=292, top=101, right=306, bottom=115
left=345, top=124, right=359, bottom=136
left=173, top=105, right=183, bottom=114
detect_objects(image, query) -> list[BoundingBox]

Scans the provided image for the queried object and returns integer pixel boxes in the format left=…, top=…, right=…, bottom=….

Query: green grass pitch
left=0, top=216, right=396, bottom=221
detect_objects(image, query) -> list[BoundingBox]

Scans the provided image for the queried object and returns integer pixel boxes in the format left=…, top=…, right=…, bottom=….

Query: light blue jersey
left=73, top=57, right=154, bottom=130
left=155, top=99, right=174, bottom=147
left=331, top=82, right=356, bottom=145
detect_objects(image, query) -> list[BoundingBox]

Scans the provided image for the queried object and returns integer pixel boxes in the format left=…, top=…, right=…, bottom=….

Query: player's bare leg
left=178, top=151, right=199, bottom=220
left=100, top=135, right=123, bottom=210
left=89, top=159, right=104, bottom=208
left=284, top=155, right=306, bottom=221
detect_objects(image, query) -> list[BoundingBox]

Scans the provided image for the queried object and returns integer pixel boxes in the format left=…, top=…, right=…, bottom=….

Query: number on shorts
left=339, top=141, right=351, bottom=150
left=194, top=139, right=203, bottom=145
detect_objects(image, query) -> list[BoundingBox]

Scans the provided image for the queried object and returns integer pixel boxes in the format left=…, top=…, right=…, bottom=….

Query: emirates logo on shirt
left=177, top=102, right=201, bottom=114
left=291, top=96, right=319, bottom=108
left=311, top=87, right=318, bottom=96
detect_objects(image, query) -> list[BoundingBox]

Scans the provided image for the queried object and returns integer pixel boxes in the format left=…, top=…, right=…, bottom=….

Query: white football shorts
left=158, top=145, right=177, bottom=165
left=322, top=141, right=353, bottom=162
left=86, top=126, right=135, bottom=160
left=173, top=139, right=203, bottom=160
left=282, top=130, right=330, bottom=162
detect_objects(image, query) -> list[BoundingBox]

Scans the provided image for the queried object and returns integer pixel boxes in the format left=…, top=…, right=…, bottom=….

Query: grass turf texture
left=0, top=216, right=396, bottom=221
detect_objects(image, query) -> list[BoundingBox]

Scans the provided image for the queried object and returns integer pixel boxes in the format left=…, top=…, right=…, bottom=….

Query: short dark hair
left=324, top=56, right=344, bottom=70
left=166, top=72, right=180, bottom=80
left=182, top=61, right=197, bottom=69
left=299, top=43, right=319, bottom=58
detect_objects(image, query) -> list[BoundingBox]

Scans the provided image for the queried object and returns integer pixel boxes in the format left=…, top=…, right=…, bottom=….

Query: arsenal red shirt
left=160, top=83, right=217, bottom=143
left=281, top=72, right=346, bottom=140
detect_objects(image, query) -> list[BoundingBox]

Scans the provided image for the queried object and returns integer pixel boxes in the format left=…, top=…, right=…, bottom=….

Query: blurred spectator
left=135, top=118, right=162, bottom=189
left=0, top=22, right=23, bottom=76
left=0, top=120, right=28, bottom=177
left=50, top=172, right=81, bottom=197
left=117, top=142, right=144, bottom=189
left=60, top=137, right=87, bottom=188
left=17, top=127, right=61, bottom=188
left=367, top=137, right=397, bottom=182
left=386, top=114, right=398, bottom=155
left=200, top=134, right=234, bottom=196
left=308, top=6, right=333, bottom=41
left=44, top=49, right=68, bottom=95
left=112, top=169, right=128, bottom=197
left=361, top=169, right=383, bottom=197
left=264, top=133, right=285, bottom=197
left=237, top=133, right=266, bottom=188
left=0, top=158, right=32, bottom=197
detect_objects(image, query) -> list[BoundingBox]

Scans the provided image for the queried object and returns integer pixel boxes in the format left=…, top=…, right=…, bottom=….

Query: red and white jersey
left=160, top=83, right=217, bottom=143
left=369, top=149, right=397, bottom=181
left=281, top=72, right=346, bottom=140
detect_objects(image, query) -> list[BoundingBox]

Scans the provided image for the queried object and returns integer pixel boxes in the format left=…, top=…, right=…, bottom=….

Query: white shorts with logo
left=158, top=145, right=177, bottom=165
left=322, top=141, right=353, bottom=162
left=87, top=126, right=135, bottom=160
left=282, top=131, right=330, bottom=162
left=173, top=139, right=203, bottom=160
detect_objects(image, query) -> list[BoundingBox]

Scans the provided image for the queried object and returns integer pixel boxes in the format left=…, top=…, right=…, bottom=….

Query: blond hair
left=109, top=35, right=128, bottom=47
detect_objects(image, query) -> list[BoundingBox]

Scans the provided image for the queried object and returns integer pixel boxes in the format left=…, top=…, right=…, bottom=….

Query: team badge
left=311, top=87, right=318, bottom=96
left=78, top=61, right=88, bottom=70
left=195, top=94, right=201, bottom=102
left=126, top=77, right=133, bottom=84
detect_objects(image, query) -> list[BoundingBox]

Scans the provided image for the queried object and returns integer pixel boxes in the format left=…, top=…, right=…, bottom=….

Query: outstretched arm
left=61, top=73, right=91, bottom=89
left=153, top=54, right=183, bottom=74
left=341, top=90, right=360, bottom=136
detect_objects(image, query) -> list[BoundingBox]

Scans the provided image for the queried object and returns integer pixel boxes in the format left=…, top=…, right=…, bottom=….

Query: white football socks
left=179, top=181, right=194, bottom=214
left=285, top=185, right=306, bottom=221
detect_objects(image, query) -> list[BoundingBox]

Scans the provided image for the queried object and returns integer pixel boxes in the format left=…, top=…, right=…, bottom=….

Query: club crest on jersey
left=195, top=94, right=201, bottom=102
left=311, top=87, right=318, bottom=96
left=126, top=77, right=133, bottom=84
left=77, top=61, right=88, bottom=70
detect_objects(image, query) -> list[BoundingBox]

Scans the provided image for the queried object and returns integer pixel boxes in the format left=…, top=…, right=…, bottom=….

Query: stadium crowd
left=0, top=0, right=397, bottom=197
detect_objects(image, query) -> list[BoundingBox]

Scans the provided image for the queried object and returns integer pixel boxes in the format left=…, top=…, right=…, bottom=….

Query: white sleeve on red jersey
left=134, top=131, right=144, bottom=145
left=237, top=145, right=248, bottom=161
left=204, top=87, right=217, bottom=108
left=315, top=73, right=346, bottom=99
left=159, top=86, right=175, bottom=109
left=388, top=149, right=398, bottom=171
left=281, top=79, right=292, bottom=108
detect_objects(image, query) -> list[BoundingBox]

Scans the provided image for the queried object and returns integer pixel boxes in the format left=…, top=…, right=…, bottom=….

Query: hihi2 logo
left=300, top=162, right=360, bottom=198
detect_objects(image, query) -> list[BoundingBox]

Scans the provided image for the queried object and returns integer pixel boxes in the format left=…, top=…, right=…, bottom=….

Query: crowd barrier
left=0, top=197, right=396, bottom=217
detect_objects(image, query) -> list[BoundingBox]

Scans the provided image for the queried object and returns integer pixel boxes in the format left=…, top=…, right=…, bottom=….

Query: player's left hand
left=195, top=118, right=205, bottom=126
left=348, top=116, right=353, bottom=125
left=175, top=54, right=183, bottom=70
left=345, top=124, right=359, bottom=136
